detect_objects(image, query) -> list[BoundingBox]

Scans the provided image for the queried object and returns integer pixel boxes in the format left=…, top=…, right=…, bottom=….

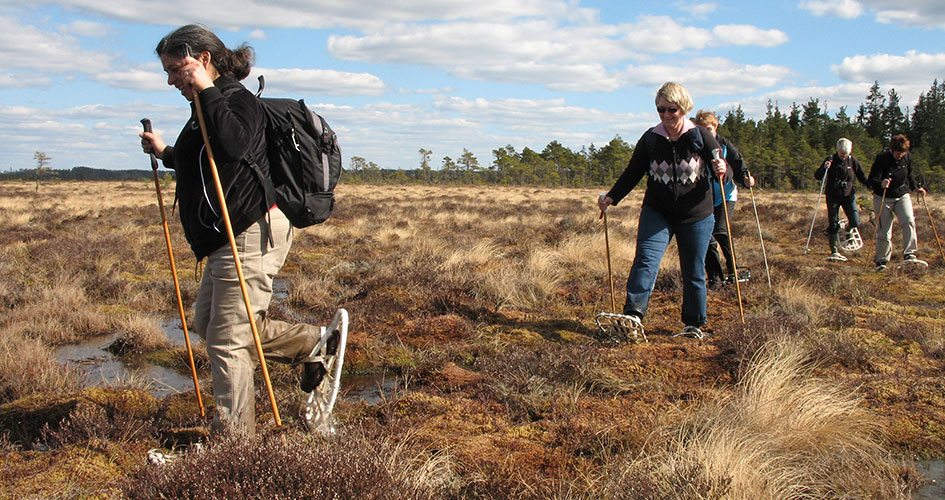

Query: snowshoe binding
left=302, top=309, right=348, bottom=435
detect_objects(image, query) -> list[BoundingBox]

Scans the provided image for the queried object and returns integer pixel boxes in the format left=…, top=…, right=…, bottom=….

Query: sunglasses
left=656, top=106, right=679, bottom=114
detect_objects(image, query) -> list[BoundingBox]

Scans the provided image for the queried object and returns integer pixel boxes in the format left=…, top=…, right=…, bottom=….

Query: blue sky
left=0, top=0, right=943, bottom=172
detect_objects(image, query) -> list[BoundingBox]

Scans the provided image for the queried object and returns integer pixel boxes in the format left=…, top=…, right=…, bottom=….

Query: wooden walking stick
left=872, top=184, right=888, bottom=266
left=142, top=118, right=205, bottom=418
left=190, top=75, right=282, bottom=427
left=922, top=192, right=945, bottom=265
left=713, top=149, right=744, bottom=323
left=594, top=194, right=645, bottom=342
left=602, top=201, right=617, bottom=315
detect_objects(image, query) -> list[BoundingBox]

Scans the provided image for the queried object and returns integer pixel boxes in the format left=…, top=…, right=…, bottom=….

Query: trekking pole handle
left=598, top=192, right=611, bottom=219
left=140, top=118, right=159, bottom=171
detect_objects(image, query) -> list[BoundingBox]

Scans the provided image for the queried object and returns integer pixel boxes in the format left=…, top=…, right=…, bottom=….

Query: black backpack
left=254, top=76, right=342, bottom=228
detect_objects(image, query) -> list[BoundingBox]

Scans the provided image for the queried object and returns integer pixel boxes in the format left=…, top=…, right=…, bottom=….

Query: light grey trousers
left=873, top=193, right=918, bottom=264
left=193, top=207, right=320, bottom=437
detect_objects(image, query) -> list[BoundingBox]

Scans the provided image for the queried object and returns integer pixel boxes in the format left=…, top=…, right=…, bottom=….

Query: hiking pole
left=804, top=159, right=830, bottom=254
left=142, top=118, right=205, bottom=418
left=714, top=149, right=744, bottom=323
left=921, top=192, right=945, bottom=265
left=745, top=169, right=771, bottom=288
left=600, top=193, right=617, bottom=314
left=191, top=83, right=282, bottom=427
left=872, top=184, right=888, bottom=266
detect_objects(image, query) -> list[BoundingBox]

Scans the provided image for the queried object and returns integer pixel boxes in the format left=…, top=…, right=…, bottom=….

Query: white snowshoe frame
left=896, top=258, right=929, bottom=270
left=838, top=218, right=863, bottom=252
left=302, top=308, right=348, bottom=434
left=595, top=312, right=646, bottom=343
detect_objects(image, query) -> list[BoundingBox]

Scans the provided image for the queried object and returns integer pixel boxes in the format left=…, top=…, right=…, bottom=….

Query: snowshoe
left=897, top=256, right=929, bottom=271
left=825, top=253, right=848, bottom=262
left=725, top=268, right=751, bottom=284
left=302, top=309, right=348, bottom=434
left=595, top=312, right=646, bottom=343
left=838, top=219, right=863, bottom=252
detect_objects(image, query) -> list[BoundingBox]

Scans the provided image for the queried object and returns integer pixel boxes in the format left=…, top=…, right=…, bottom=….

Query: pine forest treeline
left=346, top=79, right=945, bottom=192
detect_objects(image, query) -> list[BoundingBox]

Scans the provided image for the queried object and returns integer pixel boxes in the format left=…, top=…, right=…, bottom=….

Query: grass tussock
left=597, top=339, right=909, bottom=499
left=0, top=325, right=78, bottom=402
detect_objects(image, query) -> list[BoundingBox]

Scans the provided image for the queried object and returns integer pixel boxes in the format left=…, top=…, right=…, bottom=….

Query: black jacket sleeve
left=606, top=133, right=650, bottom=206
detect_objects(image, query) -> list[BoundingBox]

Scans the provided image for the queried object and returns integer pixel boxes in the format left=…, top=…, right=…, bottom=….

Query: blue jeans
left=624, top=206, right=714, bottom=327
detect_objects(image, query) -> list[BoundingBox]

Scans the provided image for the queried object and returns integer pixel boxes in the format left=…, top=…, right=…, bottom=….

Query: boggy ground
left=1, top=180, right=944, bottom=498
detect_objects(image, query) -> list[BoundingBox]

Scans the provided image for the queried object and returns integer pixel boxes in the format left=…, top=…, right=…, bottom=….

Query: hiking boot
left=673, top=325, right=704, bottom=340
left=827, top=252, right=847, bottom=262
left=875, top=263, right=887, bottom=272
left=904, top=254, right=918, bottom=262
left=301, top=327, right=340, bottom=393
left=300, top=363, right=327, bottom=393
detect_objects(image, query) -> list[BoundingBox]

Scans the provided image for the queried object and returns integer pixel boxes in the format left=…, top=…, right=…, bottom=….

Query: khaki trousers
left=873, top=193, right=918, bottom=264
left=193, top=207, right=319, bottom=436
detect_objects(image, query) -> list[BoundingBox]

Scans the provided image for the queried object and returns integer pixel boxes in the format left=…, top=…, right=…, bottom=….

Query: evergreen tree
left=882, top=88, right=907, bottom=140
left=857, top=81, right=886, bottom=139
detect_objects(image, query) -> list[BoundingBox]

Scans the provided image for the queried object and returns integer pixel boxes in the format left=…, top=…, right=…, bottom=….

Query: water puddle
left=916, top=460, right=945, bottom=499
left=55, top=319, right=398, bottom=404
left=54, top=323, right=196, bottom=398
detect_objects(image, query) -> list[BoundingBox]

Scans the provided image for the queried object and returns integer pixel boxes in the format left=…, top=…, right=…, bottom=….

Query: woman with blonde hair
left=598, top=82, right=728, bottom=339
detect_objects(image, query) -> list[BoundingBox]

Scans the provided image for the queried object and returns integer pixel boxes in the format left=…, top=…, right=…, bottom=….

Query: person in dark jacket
left=868, top=134, right=926, bottom=271
left=598, top=82, right=728, bottom=339
left=693, top=110, right=754, bottom=289
left=139, top=25, right=333, bottom=437
left=814, top=138, right=869, bottom=261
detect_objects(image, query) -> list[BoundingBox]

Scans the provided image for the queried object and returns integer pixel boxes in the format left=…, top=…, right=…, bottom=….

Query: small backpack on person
left=254, top=76, right=342, bottom=228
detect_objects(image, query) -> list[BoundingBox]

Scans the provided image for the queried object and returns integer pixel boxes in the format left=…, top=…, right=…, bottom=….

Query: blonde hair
left=836, top=138, right=853, bottom=155
left=693, top=110, right=719, bottom=128
left=655, top=82, right=694, bottom=114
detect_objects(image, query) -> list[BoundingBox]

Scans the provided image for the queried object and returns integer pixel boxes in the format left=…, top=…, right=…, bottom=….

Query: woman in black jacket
left=868, top=134, right=926, bottom=270
left=598, top=82, right=728, bottom=339
left=139, top=25, right=331, bottom=437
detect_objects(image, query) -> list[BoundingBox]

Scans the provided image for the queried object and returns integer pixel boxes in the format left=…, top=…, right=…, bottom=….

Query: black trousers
left=706, top=200, right=736, bottom=282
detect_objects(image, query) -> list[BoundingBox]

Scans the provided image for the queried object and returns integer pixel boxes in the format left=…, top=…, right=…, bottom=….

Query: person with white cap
left=814, top=138, right=869, bottom=261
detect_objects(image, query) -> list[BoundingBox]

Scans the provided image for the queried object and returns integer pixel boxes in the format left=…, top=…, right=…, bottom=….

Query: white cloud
left=801, top=0, right=945, bottom=28
left=15, top=0, right=576, bottom=31
left=832, top=51, right=945, bottom=86
left=328, top=16, right=788, bottom=92
left=618, top=16, right=715, bottom=53
left=619, top=58, right=792, bottom=96
left=60, top=20, right=111, bottom=38
left=249, top=67, right=387, bottom=96
left=684, top=2, right=720, bottom=18
left=799, top=0, right=864, bottom=18
left=248, top=29, right=267, bottom=40
left=711, top=24, right=789, bottom=47
left=0, top=16, right=110, bottom=73
left=0, top=72, right=53, bottom=88
left=93, top=68, right=169, bottom=91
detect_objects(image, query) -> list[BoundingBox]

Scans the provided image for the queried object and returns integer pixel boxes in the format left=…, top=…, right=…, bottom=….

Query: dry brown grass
left=3, top=180, right=944, bottom=499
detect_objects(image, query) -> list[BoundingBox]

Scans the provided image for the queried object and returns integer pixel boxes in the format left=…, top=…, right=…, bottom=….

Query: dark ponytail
left=155, top=24, right=254, bottom=81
